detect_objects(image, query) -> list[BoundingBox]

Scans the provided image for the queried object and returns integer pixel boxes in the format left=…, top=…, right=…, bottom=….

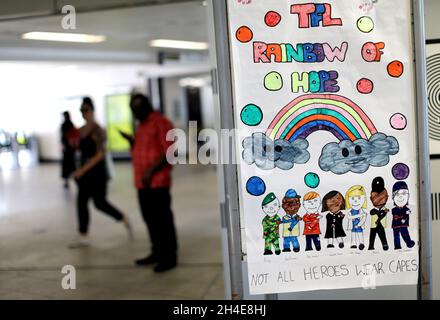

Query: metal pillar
left=413, top=0, right=433, bottom=300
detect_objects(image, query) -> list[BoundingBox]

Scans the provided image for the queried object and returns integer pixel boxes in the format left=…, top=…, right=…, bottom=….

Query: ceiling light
left=150, top=39, right=208, bottom=50
left=21, top=32, right=106, bottom=43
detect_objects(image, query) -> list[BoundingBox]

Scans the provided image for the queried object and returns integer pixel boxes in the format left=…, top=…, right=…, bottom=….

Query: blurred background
left=0, top=0, right=439, bottom=300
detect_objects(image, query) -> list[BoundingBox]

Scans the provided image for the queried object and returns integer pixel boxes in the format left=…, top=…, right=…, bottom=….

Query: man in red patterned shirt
left=120, top=94, right=178, bottom=272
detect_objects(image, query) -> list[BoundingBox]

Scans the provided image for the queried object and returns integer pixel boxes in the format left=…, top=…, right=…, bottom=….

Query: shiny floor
left=0, top=163, right=225, bottom=299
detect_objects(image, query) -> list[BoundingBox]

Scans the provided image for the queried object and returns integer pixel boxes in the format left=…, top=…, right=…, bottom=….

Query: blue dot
left=246, top=176, right=266, bottom=196
left=304, top=172, right=320, bottom=189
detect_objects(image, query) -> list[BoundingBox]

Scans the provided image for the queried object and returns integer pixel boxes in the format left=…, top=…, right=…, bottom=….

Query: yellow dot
left=357, top=16, right=374, bottom=33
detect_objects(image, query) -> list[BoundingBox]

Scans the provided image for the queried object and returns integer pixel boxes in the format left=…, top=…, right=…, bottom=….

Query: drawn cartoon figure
left=368, top=177, right=389, bottom=251
left=261, top=192, right=282, bottom=255
left=302, top=192, right=322, bottom=251
left=322, top=191, right=346, bottom=248
left=345, top=186, right=368, bottom=250
left=391, top=181, right=416, bottom=250
left=281, top=189, right=302, bottom=253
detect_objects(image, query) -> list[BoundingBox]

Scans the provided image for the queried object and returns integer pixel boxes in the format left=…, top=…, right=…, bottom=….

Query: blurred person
left=60, top=111, right=79, bottom=189
left=119, top=94, right=177, bottom=272
left=69, top=97, right=132, bottom=248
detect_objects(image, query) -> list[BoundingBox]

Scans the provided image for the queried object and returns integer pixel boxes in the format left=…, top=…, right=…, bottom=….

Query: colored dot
left=304, top=172, right=320, bottom=189
left=246, top=176, right=266, bottom=196
left=357, top=78, right=374, bottom=94
left=264, top=71, right=283, bottom=91
left=390, top=113, right=407, bottom=130
left=236, top=26, right=253, bottom=43
left=241, top=104, right=263, bottom=126
left=388, top=61, right=404, bottom=78
left=357, top=16, right=374, bottom=33
left=392, top=163, right=410, bottom=180
left=265, top=11, right=281, bottom=27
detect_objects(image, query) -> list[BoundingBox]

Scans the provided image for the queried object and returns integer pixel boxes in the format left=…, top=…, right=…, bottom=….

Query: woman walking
left=60, top=111, right=78, bottom=189
left=69, top=97, right=131, bottom=248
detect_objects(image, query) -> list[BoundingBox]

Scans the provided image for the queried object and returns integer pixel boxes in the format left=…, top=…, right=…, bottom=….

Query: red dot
left=265, top=11, right=281, bottom=27
left=357, top=78, right=374, bottom=94
left=388, top=61, right=404, bottom=78
left=236, top=26, right=253, bottom=43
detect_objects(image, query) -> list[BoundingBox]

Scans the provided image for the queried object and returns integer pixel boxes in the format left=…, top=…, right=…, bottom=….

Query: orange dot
left=388, top=60, right=404, bottom=78
left=236, top=26, right=253, bottom=43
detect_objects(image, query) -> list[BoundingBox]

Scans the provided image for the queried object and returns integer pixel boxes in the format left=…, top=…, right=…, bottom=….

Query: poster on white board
left=227, top=0, right=420, bottom=294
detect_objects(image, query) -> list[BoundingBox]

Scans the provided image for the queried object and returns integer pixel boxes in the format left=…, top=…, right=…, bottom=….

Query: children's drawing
left=302, top=192, right=322, bottom=251
left=368, top=177, right=390, bottom=251
left=241, top=104, right=263, bottom=126
left=236, top=26, right=253, bottom=43
left=267, top=94, right=378, bottom=141
left=357, top=78, right=374, bottom=94
left=387, top=60, right=404, bottom=78
left=246, top=176, right=266, bottom=196
left=319, top=133, right=399, bottom=174
left=265, top=11, right=281, bottom=27
left=357, top=16, right=374, bottom=33
left=392, top=163, right=410, bottom=180
left=304, top=172, right=320, bottom=188
left=391, top=182, right=416, bottom=250
left=390, top=113, right=407, bottom=130
left=281, top=189, right=302, bottom=253
left=242, top=132, right=310, bottom=170
left=322, top=191, right=346, bottom=248
left=345, top=186, right=367, bottom=250
left=261, top=192, right=282, bottom=255
left=240, top=94, right=400, bottom=174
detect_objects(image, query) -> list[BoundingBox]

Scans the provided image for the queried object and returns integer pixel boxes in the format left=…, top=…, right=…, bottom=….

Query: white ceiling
left=0, top=1, right=209, bottom=62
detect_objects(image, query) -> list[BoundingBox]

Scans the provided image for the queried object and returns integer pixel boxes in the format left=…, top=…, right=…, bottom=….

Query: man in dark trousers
left=120, top=94, right=178, bottom=272
left=368, top=177, right=389, bottom=251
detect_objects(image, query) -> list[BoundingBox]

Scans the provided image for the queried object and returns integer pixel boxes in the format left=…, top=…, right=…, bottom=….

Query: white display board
left=227, top=0, right=420, bottom=294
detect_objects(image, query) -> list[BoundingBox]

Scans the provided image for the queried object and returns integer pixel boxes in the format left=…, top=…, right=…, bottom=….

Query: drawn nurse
left=345, top=186, right=368, bottom=251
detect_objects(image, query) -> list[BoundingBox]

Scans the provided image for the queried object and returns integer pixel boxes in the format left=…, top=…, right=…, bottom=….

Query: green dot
left=264, top=71, right=283, bottom=91
left=241, top=104, right=263, bottom=126
left=305, top=172, right=320, bottom=189
left=357, top=16, right=374, bottom=33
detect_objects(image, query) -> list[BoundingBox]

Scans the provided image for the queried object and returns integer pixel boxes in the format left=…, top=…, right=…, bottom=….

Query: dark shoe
left=293, top=247, right=300, bottom=253
left=135, top=255, right=157, bottom=266
left=154, top=261, right=177, bottom=273
left=327, top=244, right=334, bottom=249
left=264, top=250, right=273, bottom=255
left=368, top=246, right=374, bottom=250
left=339, top=242, right=344, bottom=249
left=350, top=245, right=357, bottom=249
left=283, top=248, right=291, bottom=252
left=408, top=241, right=416, bottom=248
left=383, top=244, right=389, bottom=251
left=275, top=250, right=281, bottom=255
left=316, top=246, right=321, bottom=251
left=395, top=246, right=402, bottom=250
left=359, top=244, right=365, bottom=251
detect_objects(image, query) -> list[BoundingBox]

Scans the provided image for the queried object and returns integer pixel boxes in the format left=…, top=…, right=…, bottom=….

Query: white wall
left=0, top=62, right=150, bottom=160
left=425, top=0, right=440, bottom=40
left=0, top=61, right=210, bottom=160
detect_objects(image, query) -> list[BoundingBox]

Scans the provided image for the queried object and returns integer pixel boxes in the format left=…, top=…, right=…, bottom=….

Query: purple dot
left=392, top=163, right=410, bottom=180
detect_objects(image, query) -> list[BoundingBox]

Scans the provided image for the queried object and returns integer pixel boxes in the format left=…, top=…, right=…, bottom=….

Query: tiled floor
left=0, top=163, right=225, bottom=299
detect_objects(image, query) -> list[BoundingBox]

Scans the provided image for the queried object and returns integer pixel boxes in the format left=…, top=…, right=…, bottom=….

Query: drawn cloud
left=242, top=132, right=310, bottom=170
left=318, top=133, right=399, bottom=174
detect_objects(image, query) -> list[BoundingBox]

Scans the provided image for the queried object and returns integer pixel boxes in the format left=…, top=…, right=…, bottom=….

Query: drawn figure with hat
left=261, top=192, right=282, bottom=255
left=368, top=177, right=389, bottom=251
left=322, top=191, right=346, bottom=249
left=391, top=181, right=416, bottom=250
left=302, top=192, right=323, bottom=251
left=281, top=189, right=302, bottom=253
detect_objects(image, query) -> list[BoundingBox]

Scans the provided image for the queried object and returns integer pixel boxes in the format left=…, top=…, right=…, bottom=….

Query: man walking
left=120, top=94, right=177, bottom=272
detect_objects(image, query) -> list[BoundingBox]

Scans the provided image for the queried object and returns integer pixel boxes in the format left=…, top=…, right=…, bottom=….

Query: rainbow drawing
left=266, top=94, right=378, bottom=142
